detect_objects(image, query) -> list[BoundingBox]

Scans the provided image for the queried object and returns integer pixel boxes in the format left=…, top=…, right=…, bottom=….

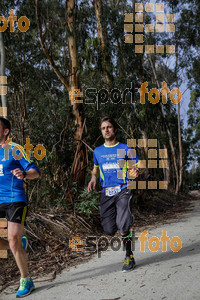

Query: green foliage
left=74, top=187, right=99, bottom=218
left=2, top=0, right=199, bottom=206
left=187, top=163, right=200, bottom=184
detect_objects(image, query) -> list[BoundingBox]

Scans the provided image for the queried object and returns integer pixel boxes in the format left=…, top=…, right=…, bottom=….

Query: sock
left=121, top=232, right=133, bottom=257
left=21, top=276, right=30, bottom=281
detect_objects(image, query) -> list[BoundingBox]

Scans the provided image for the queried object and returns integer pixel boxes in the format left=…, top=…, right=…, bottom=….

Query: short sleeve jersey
left=0, top=142, right=40, bottom=204
left=93, top=142, right=140, bottom=192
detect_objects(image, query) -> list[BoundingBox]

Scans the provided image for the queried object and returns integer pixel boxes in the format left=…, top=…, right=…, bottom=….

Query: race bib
left=0, top=164, right=4, bottom=176
left=105, top=185, right=121, bottom=196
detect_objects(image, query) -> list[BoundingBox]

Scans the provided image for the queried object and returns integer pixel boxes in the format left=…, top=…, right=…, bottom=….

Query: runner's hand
left=11, top=168, right=24, bottom=180
left=88, top=177, right=96, bottom=192
left=128, top=167, right=140, bottom=178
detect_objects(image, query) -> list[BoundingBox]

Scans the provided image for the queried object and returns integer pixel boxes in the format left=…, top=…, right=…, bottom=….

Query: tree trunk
left=66, top=0, right=87, bottom=187
left=177, top=100, right=183, bottom=193
left=0, top=32, right=7, bottom=118
left=176, top=48, right=183, bottom=194
left=36, top=0, right=87, bottom=187
left=93, top=0, right=113, bottom=86
left=159, top=140, right=170, bottom=189
left=148, top=55, right=179, bottom=194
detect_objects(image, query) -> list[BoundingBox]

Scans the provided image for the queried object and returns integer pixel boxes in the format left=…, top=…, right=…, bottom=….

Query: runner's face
left=0, top=122, right=8, bottom=144
left=100, top=121, right=116, bottom=141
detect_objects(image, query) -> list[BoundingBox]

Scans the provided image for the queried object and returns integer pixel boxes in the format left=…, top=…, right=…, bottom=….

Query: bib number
left=105, top=185, right=121, bottom=196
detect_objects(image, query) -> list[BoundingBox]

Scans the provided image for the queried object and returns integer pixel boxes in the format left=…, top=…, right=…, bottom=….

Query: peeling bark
left=0, top=32, right=7, bottom=118
left=93, top=0, right=113, bottom=86
left=36, top=0, right=87, bottom=188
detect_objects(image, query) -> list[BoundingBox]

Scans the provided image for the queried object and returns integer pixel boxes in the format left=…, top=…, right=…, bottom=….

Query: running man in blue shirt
left=0, top=117, right=40, bottom=297
left=88, top=116, right=144, bottom=272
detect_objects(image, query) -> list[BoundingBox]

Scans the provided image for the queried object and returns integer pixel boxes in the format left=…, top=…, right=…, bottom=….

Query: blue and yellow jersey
left=93, top=142, right=140, bottom=192
left=0, top=141, right=40, bottom=204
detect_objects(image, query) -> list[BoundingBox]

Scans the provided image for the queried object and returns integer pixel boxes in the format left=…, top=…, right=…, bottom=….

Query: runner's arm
left=88, top=165, right=99, bottom=192
left=10, top=144, right=40, bottom=180
left=128, top=160, right=146, bottom=178
left=11, top=168, right=40, bottom=180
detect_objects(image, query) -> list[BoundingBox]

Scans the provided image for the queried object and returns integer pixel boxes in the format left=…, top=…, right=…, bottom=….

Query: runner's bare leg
left=8, top=221, right=28, bottom=278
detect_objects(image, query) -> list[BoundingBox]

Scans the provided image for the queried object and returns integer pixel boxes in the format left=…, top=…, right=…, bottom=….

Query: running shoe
left=22, top=236, right=28, bottom=251
left=122, top=254, right=136, bottom=272
left=16, top=277, right=35, bottom=298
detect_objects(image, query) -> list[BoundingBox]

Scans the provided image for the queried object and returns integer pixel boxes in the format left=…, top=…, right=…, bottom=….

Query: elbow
left=35, top=171, right=40, bottom=179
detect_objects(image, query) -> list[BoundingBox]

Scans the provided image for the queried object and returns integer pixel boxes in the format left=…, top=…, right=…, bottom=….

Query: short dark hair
left=0, top=117, right=11, bottom=136
left=99, top=116, right=119, bottom=131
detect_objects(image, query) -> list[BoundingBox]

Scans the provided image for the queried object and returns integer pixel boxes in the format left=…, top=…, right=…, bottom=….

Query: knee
left=103, top=227, right=116, bottom=237
left=8, top=235, right=22, bottom=255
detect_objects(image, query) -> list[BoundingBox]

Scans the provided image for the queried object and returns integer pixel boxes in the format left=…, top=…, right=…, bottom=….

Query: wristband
left=23, top=170, right=27, bottom=179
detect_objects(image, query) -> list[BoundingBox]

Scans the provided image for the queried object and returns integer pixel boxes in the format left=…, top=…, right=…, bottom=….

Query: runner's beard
left=104, top=133, right=116, bottom=142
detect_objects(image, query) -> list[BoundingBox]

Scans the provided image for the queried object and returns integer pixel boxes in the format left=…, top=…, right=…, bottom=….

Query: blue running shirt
left=93, top=142, right=140, bottom=192
left=0, top=142, right=40, bottom=204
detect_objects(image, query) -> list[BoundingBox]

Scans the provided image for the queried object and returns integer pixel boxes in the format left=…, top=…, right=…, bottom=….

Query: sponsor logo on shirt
left=102, top=162, right=118, bottom=170
left=0, top=164, right=4, bottom=176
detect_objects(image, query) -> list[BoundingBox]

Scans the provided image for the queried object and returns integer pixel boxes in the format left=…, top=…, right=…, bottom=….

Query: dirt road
left=2, top=192, right=200, bottom=300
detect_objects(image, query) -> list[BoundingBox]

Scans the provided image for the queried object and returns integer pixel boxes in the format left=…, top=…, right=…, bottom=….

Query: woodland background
left=0, top=0, right=200, bottom=215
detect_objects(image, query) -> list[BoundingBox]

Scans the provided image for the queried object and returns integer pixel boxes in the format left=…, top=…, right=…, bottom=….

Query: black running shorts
left=0, top=202, right=28, bottom=225
left=100, top=188, right=133, bottom=236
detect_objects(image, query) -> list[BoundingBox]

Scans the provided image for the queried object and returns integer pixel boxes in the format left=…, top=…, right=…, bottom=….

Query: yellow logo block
left=69, top=236, right=84, bottom=252
left=69, top=89, right=83, bottom=103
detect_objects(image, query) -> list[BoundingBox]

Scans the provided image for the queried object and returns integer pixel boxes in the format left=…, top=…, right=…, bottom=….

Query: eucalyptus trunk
left=36, top=0, right=87, bottom=188
left=0, top=32, right=7, bottom=118
left=93, top=0, right=113, bottom=86
left=66, top=0, right=87, bottom=187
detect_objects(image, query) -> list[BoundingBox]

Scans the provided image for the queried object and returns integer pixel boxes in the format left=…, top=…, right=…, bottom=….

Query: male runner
left=88, top=116, right=143, bottom=272
left=0, top=117, right=40, bottom=297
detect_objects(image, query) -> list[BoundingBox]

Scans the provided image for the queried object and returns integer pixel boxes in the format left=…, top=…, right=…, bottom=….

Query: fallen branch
left=31, top=212, right=71, bottom=232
